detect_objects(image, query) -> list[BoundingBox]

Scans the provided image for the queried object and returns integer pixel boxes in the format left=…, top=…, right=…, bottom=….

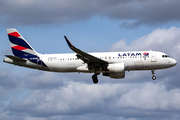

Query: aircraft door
left=151, top=52, right=157, bottom=62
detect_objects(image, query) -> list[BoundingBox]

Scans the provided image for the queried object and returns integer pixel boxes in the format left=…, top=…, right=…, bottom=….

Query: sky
left=0, top=0, right=180, bottom=120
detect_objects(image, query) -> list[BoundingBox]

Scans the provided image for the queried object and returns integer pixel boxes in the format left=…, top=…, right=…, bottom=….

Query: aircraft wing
left=64, top=36, right=108, bottom=65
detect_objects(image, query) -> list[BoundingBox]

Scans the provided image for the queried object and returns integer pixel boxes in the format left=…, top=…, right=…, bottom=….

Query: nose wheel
left=92, top=73, right=99, bottom=84
left=152, top=75, right=156, bottom=80
left=151, top=70, right=156, bottom=80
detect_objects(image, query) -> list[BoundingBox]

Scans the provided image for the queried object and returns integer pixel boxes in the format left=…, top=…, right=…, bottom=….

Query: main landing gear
left=92, top=73, right=99, bottom=84
left=151, top=70, right=156, bottom=80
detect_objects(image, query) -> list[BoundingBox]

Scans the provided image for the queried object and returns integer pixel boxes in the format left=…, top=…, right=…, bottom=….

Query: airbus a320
left=4, top=29, right=177, bottom=84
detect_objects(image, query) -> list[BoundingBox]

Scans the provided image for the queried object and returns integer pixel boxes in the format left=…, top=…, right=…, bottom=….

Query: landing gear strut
left=92, top=73, right=99, bottom=84
left=151, top=70, right=156, bottom=80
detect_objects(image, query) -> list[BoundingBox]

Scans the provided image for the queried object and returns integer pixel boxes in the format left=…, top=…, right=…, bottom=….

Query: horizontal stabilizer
left=5, top=55, right=27, bottom=61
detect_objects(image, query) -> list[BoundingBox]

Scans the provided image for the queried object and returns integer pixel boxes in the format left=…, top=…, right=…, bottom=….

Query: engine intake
left=107, top=63, right=125, bottom=79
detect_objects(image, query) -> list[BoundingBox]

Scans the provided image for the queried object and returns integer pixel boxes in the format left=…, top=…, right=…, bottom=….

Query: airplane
left=3, top=28, right=177, bottom=84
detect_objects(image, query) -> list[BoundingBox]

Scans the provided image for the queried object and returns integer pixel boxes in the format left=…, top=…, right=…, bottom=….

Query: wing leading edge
left=64, top=36, right=108, bottom=65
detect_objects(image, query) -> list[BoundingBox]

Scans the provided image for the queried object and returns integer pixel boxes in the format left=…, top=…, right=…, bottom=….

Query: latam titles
left=118, top=53, right=142, bottom=57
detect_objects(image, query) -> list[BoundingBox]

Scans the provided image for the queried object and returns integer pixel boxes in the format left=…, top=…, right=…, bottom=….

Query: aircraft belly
left=127, top=61, right=159, bottom=70
left=127, top=61, right=144, bottom=70
left=134, top=61, right=144, bottom=70
left=45, top=61, right=83, bottom=72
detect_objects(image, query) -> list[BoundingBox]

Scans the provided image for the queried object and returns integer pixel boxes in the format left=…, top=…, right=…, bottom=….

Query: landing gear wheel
left=151, top=70, right=156, bottom=80
left=92, top=74, right=98, bottom=84
left=152, top=76, right=156, bottom=80
left=93, top=79, right=98, bottom=84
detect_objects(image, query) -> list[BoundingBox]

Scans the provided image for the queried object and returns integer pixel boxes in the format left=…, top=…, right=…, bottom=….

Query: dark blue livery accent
left=8, top=35, right=33, bottom=50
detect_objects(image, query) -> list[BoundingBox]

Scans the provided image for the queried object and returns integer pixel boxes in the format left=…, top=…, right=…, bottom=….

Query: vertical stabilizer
left=7, top=28, right=38, bottom=58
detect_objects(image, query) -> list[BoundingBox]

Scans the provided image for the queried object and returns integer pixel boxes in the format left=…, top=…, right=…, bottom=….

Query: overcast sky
left=0, top=0, right=180, bottom=120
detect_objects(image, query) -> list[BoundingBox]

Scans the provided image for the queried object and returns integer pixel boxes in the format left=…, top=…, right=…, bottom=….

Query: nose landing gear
left=151, top=70, right=156, bottom=80
left=152, top=75, right=156, bottom=80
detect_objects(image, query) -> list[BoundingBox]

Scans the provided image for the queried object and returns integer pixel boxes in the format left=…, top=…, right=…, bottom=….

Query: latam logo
left=143, top=52, right=149, bottom=56
left=143, top=52, right=149, bottom=60
left=118, top=52, right=149, bottom=58
left=118, top=53, right=142, bottom=56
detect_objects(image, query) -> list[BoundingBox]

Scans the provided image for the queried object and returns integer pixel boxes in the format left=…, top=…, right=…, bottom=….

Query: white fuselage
left=4, top=50, right=177, bottom=81
left=28, top=51, right=176, bottom=72
left=4, top=51, right=177, bottom=73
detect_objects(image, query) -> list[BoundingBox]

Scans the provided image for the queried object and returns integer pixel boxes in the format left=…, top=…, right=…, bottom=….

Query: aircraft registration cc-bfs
left=4, top=29, right=177, bottom=84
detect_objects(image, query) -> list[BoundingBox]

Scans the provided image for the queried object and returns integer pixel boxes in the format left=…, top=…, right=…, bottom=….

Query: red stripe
left=8, top=32, right=21, bottom=37
left=12, top=45, right=28, bottom=50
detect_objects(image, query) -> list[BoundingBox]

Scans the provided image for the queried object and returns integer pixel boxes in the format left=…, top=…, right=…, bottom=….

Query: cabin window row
left=100, top=56, right=149, bottom=59
left=48, top=58, right=78, bottom=61
left=48, top=55, right=149, bottom=61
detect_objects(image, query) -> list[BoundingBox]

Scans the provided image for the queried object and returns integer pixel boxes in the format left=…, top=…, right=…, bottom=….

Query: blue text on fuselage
left=118, top=53, right=141, bottom=56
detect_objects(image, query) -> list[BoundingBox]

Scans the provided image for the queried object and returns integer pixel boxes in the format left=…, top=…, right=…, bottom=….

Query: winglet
left=64, top=36, right=73, bottom=48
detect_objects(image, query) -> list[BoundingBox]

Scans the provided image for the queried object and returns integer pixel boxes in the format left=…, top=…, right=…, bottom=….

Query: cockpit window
left=162, top=55, right=170, bottom=58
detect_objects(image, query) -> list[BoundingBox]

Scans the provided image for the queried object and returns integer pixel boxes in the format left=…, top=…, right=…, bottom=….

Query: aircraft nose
left=172, top=59, right=177, bottom=66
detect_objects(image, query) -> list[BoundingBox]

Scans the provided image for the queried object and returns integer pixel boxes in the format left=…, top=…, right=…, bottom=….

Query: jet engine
left=106, top=63, right=126, bottom=79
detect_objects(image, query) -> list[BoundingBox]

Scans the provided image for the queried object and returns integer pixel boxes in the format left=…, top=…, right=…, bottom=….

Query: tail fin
left=7, top=28, right=38, bottom=58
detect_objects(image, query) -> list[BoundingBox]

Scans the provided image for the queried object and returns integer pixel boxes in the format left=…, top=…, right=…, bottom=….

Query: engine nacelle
left=107, top=63, right=125, bottom=79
